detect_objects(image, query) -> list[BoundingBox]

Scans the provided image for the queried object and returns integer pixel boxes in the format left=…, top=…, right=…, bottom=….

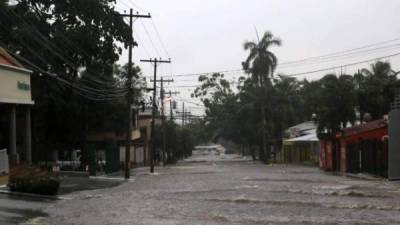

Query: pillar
left=24, top=107, right=32, bottom=163
left=9, top=105, right=18, bottom=164
left=340, top=139, right=347, bottom=174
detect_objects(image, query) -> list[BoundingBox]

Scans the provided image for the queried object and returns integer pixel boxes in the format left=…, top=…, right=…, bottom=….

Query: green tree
left=193, top=73, right=240, bottom=143
left=242, top=31, right=281, bottom=163
left=314, top=74, right=356, bottom=138
left=355, top=61, right=400, bottom=120
left=271, top=76, right=304, bottom=138
left=0, top=0, right=136, bottom=162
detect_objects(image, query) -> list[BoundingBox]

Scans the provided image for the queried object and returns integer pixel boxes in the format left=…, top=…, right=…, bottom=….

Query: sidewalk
left=346, top=172, right=386, bottom=181
left=0, top=173, right=127, bottom=199
left=57, top=176, right=127, bottom=195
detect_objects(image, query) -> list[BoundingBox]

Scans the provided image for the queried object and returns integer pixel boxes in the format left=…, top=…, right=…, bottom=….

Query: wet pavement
left=58, top=177, right=125, bottom=195
left=4, top=151, right=400, bottom=224
left=0, top=195, right=51, bottom=225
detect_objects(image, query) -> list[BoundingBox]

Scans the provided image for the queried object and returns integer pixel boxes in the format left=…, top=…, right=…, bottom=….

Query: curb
left=89, top=176, right=136, bottom=182
left=346, top=173, right=384, bottom=181
left=0, top=189, right=70, bottom=200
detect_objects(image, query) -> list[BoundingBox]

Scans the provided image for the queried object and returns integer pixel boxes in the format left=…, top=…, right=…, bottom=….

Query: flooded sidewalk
left=12, top=153, right=400, bottom=224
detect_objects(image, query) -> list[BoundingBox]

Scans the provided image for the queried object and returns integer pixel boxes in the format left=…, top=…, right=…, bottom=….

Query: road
left=4, top=150, right=400, bottom=224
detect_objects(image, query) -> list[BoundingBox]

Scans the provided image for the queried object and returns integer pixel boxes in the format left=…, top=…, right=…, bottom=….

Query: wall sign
left=17, top=81, right=30, bottom=91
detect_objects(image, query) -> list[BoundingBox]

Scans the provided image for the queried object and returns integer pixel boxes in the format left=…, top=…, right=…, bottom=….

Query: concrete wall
left=389, top=109, right=400, bottom=180
left=119, top=146, right=147, bottom=165
left=119, top=146, right=135, bottom=163
left=135, top=147, right=145, bottom=164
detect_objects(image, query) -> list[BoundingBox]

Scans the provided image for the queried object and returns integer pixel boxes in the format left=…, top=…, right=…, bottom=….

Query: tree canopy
left=0, top=0, right=142, bottom=161
left=192, top=30, right=400, bottom=161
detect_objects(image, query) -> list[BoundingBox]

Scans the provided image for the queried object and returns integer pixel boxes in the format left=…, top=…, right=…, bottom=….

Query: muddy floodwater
left=5, top=151, right=400, bottom=225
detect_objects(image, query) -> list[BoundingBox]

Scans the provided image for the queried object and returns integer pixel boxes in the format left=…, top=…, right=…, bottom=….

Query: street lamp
left=312, top=113, right=317, bottom=125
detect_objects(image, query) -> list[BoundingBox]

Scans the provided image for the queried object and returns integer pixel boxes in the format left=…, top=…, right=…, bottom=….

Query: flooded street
left=8, top=151, right=400, bottom=225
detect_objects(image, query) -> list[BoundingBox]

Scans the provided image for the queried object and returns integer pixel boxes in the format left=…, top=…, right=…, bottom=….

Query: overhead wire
left=150, top=18, right=170, bottom=58
left=161, top=37, right=400, bottom=79
left=1, top=2, right=154, bottom=100
left=278, top=42, right=400, bottom=69
left=124, top=17, right=154, bottom=65
left=279, top=37, right=400, bottom=66
left=17, top=3, right=137, bottom=90
left=284, top=51, right=400, bottom=77
left=0, top=20, right=127, bottom=100
left=1, top=44, right=126, bottom=101
left=2, top=6, right=132, bottom=95
left=140, top=19, right=162, bottom=57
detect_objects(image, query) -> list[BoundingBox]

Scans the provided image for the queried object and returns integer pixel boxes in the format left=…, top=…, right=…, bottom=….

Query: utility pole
left=182, top=102, right=185, bottom=126
left=168, top=91, right=180, bottom=121
left=150, top=77, right=173, bottom=166
left=140, top=58, right=171, bottom=173
left=119, top=9, right=151, bottom=180
left=187, top=111, right=192, bottom=124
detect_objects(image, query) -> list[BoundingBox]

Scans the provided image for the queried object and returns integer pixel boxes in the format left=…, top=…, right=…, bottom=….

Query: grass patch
left=0, top=175, right=8, bottom=185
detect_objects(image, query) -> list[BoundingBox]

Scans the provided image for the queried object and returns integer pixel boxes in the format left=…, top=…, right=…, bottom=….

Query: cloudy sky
left=115, top=0, right=400, bottom=116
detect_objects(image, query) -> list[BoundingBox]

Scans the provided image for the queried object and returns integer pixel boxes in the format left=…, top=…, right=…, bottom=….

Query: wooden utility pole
left=150, top=77, right=173, bottom=166
left=119, top=9, right=151, bottom=180
left=168, top=91, right=180, bottom=121
left=182, top=102, right=185, bottom=126
left=140, top=58, right=171, bottom=173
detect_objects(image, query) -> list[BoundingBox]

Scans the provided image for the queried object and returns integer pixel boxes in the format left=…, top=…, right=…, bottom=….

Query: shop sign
left=17, top=81, right=30, bottom=91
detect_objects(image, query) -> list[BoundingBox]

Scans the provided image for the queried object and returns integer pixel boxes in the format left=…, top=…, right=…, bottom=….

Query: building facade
left=320, top=119, right=388, bottom=177
left=0, top=47, right=33, bottom=164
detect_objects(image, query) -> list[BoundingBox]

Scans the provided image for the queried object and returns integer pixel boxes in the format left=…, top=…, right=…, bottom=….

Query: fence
left=37, top=161, right=84, bottom=172
left=0, top=149, right=9, bottom=174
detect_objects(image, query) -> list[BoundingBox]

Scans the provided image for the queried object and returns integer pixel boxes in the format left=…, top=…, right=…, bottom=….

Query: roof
left=0, top=47, right=31, bottom=74
left=284, top=129, right=319, bottom=144
left=286, top=121, right=316, bottom=138
left=339, top=119, right=387, bottom=138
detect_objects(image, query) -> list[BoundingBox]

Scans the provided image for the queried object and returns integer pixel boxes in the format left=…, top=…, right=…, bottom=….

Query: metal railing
left=391, top=94, right=400, bottom=110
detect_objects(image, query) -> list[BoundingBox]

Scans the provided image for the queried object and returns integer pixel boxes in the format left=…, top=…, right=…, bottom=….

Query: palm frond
left=243, top=41, right=256, bottom=50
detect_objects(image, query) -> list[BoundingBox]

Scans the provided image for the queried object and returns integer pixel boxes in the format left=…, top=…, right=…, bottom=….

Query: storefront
left=320, top=119, right=388, bottom=177
left=0, top=47, right=33, bottom=164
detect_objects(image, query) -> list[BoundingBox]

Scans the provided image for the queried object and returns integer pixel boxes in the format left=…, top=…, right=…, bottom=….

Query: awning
left=283, top=132, right=318, bottom=145
left=0, top=97, right=34, bottom=105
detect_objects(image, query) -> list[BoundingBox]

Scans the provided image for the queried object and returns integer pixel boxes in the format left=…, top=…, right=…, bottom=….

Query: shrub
left=8, top=164, right=61, bottom=195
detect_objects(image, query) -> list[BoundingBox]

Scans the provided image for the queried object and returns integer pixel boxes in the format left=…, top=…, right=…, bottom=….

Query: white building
left=0, top=47, right=33, bottom=164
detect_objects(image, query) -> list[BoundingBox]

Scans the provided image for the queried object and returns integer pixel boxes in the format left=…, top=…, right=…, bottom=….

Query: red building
left=320, top=119, right=388, bottom=177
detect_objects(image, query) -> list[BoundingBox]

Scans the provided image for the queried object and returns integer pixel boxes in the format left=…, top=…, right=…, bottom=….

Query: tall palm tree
left=358, top=61, right=400, bottom=119
left=242, top=31, right=281, bottom=163
left=242, top=31, right=281, bottom=86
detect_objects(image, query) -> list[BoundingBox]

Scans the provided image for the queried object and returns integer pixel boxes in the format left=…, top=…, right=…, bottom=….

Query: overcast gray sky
left=116, top=0, right=400, bottom=116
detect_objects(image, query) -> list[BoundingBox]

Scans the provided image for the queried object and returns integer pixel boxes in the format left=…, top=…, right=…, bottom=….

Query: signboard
left=0, top=67, right=33, bottom=104
left=17, top=81, right=30, bottom=91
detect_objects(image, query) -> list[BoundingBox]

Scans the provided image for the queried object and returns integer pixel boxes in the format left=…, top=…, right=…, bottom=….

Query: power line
left=278, top=43, right=400, bottom=69
left=6, top=5, right=144, bottom=92
left=174, top=97, right=204, bottom=107
left=140, top=20, right=162, bottom=57
left=170, top=69, right=246, bottom=78
left=284, top=51, right=400, bottom=77
left=2, top=7, right=124, bottom=91
left=0, top=30, right=128, bottom=99
left=150, top=18, right=170, bottom=58
left=279, top=37, right=400, bottom=66
left=160, top=37, right=400, bottom=78
left=2, top=44, right=127, bottom=101
left=119, top=0, right=148, bottom=13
